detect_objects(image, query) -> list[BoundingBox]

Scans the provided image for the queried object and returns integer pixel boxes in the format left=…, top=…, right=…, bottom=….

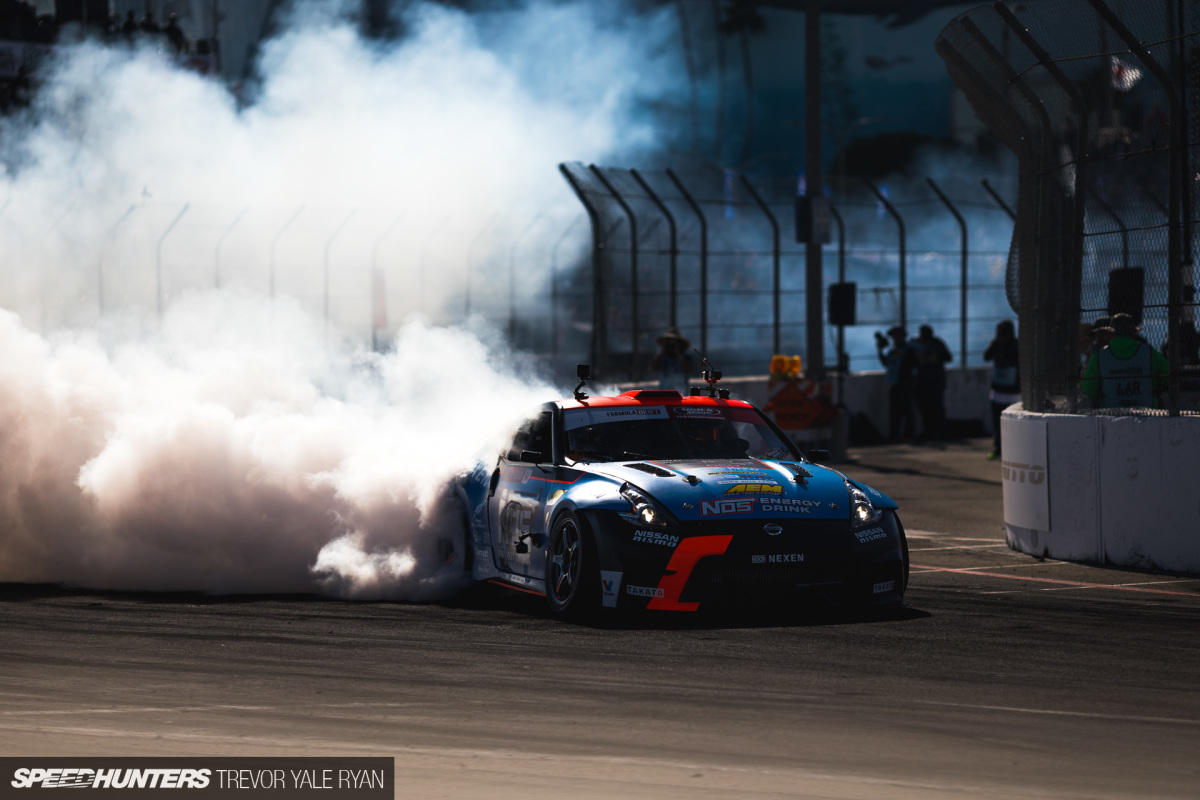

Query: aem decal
left=724, top=483, right=782, bottom=495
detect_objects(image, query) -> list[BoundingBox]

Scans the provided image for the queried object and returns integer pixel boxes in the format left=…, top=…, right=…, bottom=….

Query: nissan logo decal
left=763, top=524, right=783, bottom=536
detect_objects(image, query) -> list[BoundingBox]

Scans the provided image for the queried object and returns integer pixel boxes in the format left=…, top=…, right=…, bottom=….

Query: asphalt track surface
left=2, top=439, right=1199, bottom=799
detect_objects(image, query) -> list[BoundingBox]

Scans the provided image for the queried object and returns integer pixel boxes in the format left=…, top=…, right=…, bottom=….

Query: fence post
left=100, top=204, right=137, bottom=317
left=590, top=165, right=640, bottom=376
left=214, top=206, right=248, bottom=290
left=980, top=178, right=1015, bottom=220
left=465, top=213, right=499, bottom=320
left=549, top=215, right=584, bottom=358
left=864, top=180, right=906, bottom=330
left=157, top=203, right=190, bottom=323
left=740, top=175, right=781, bottom=355
left=419, top=214, right=450, bottom=318
left=370, top=214, right=403, bottom=352
left=666, top=169, right=708, bottom=356
left=270, top=206, right=304, bottom=300
left=829, top=202, right=847, bottom=403
left=508, top=212, right=544, bottom=346
left=995, top=0, right=1090, bottom=411
left=558, top=164, right=606, bottom=372
left=630, top=169, right=678, bottom=327
left=926, top=178, right=969, bottom=370
left=324, top=209, right=356, bottom=332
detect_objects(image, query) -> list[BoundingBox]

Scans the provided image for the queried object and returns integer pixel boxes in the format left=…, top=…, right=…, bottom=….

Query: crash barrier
left=1002, top=407, right=1200, bottom=575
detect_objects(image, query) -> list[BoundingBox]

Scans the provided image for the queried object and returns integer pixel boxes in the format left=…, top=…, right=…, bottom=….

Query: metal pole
left=980, top=178, right=1015, bottom=220
left=324, top=209, right=356, bottom=329
left=666, top=169, right=708, bottom=355
left=630, top=169, right=678, bottom=327
left=508, top=212, right=544, bottom=345
left=156, top=203, right=190, bottom=322
left=560, top=164, right=606, bottom=371
left=99, top=204, right=137, bottom=317
left=549, top=215, right=584, bottom=358
left=829, top=202, right=846, bottom=403
left=213, top=205, right=248, bottom=290
left=804, top=0, right=825, bottom=380
left=590, top=165, right=640, bottom=377
left=270, top=206, right=304, bottom=299
left=740, top=175, right=781, bottom=355
left=926, top=178, right=968, bottom=371
left=370, top=214, right=403, bottom=350
left=465, top=213, right=499, bottom=319
left=864, top=180, right=906, bottom=330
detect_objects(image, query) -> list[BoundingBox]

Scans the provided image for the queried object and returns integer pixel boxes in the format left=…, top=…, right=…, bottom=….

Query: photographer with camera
left=650, top=326, right=694, bottom=394
left=876, top=326, right=918, bottom=442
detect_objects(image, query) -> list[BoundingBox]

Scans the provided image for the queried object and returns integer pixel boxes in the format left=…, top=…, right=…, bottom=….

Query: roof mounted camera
left=689, top=350, right=730, bottom=399
left=574, top=364, right=591, bottom=401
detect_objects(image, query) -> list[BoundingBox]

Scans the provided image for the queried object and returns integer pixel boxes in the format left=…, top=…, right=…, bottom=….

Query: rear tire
left=545, top=511, right=598, bottom=618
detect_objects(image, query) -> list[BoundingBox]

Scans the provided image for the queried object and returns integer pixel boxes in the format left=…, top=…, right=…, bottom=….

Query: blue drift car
left=444, top=383, right=908, bottom=617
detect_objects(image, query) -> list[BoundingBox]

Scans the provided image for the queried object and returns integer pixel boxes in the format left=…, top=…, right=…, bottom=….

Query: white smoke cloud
left=0, top=0, right=681, bottom=596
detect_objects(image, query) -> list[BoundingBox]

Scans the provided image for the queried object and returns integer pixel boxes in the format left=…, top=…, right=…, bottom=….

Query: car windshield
left=562, top=405, right=797, bottom=463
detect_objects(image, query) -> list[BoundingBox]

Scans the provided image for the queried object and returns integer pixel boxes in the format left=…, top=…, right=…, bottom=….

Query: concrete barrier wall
left=1002, top=407, right=1200, bottom=574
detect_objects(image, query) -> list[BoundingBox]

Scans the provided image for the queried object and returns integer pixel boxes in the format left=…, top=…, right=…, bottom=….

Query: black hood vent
left=627, top=462, right=675, bottom=478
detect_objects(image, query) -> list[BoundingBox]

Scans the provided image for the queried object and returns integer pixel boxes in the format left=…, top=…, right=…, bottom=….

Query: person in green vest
left=1081, top=313, right=1168, bottom=408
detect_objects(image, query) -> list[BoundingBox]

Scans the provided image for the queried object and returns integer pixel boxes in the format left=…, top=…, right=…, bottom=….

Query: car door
left=487, top=410, right=553, bottom=578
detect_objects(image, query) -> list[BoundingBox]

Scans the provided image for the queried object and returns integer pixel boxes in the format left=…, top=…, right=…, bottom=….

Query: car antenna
left=573, top=364, right=590, bottom=401
left=692, top=350, right=730, bottom=399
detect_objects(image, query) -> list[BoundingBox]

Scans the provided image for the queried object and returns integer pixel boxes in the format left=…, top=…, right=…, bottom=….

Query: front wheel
left=545, top=511, right=597, bottom=618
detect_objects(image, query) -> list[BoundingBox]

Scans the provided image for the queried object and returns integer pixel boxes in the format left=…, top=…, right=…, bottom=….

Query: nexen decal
left=700, top=498, right=757, bottom=516
left=724, top=483, right=781, bottom=495
left=751, top=553, right=805, bottom=563
left=11, top=768, right=212, bottom=789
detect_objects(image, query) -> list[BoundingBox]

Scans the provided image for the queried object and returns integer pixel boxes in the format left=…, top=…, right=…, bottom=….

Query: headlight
left=847, top=482, right=882, bottom=529
left=620, top=483, right=677, bottom=529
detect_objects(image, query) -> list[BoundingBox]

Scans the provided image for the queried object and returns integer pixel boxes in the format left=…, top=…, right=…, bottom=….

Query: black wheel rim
left=549, top=519, right=581, bottom=605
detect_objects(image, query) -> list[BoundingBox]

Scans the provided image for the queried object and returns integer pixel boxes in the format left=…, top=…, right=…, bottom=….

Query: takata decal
left=724, top=483, right=782, bottom=495
left=700, top=498, right=757, bottom=516
left=632, top=530, right=680, bottom=547
left=854, top=527, right=887, bottom=543
left=873, top=580, right=896, bottom=594
left=626, top=584, right=666, bottom=598
left=563, top=407, right=666, bottom=430
left=670, top=406, right=723, bottom=417
left=600, top=570, right=622, bottom=607
left=759, top=498, right=823, bottom=514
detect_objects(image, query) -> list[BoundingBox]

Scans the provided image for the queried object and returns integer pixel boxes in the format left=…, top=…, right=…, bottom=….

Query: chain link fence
left=937, top=0, right=1199, bottom=416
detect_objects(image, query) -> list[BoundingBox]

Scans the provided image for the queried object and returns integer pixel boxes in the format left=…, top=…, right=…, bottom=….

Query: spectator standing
left=121, top=10, right=137, bottom=40
left=164, top=13, right=185, bottom=53
left=649, top=327, right=693, bottom=394
left=1081, top=313, right=1168, bottom=408
left=876, top=326, right=917, bottom=442
left=140, top=10, right=158, bottom=34
left=983, top=320, right=1019, bottom=459
left=912, top=324, right=952, bottom=440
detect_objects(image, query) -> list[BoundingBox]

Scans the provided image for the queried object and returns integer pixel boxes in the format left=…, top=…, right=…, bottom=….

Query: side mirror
left=519, top=450, right=545, bottom=464
left=807, top=449, right=832, bottom=463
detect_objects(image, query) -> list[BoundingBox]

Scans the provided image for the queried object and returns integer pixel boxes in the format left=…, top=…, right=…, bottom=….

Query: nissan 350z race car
left=443, top=375, right=908, bottom=617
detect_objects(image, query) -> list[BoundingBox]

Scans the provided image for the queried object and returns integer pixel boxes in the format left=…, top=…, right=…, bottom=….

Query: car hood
left=587, top=459, right=853, bottom=522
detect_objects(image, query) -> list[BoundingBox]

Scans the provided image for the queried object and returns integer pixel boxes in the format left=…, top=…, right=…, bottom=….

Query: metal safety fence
left=559, top=162, right=1015, bottom=380
left=937, top=0, right=1199, bottom=416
